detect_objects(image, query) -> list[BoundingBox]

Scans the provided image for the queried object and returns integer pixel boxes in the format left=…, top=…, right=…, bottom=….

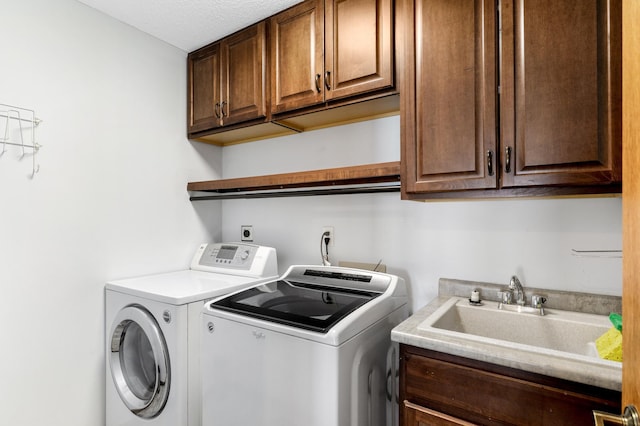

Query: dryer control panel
left=190, top=243, right=278, bottom=278
left=199, top=244, right=256, bottom=268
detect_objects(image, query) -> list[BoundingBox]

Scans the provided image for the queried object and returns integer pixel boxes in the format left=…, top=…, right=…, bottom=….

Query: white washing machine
left=105, top=243, right=278, bottom=426
left=201, top=265, right=408, bottom=426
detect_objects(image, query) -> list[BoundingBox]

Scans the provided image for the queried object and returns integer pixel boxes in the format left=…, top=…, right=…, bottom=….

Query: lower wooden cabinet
left=399, top=345, right=621, bottom=426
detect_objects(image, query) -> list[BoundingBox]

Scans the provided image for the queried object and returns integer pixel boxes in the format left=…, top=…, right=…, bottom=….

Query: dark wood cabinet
left=188, top=23, right=267, bottom=135
left=325, top=0, right=394, bottom=100
left=499, top=0, right=621, bottom=189
left=221, top=23, right=267, bottom=127
left=399, top=0, right=622, bottom=198
left=187, top=0, right=397, bottom=146
left=401, top=0, right=497, bottom=193
left=188, top=43, right=222, bottom=134
left=399, top=345, right=621, bottom=426
left=270, top=0, right=395, bottom=114
left=269, top=0, right=324, bottom=113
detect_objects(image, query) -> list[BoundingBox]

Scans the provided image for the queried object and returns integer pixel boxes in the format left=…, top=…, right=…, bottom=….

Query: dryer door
left=109, top=304, right=171, bottom=419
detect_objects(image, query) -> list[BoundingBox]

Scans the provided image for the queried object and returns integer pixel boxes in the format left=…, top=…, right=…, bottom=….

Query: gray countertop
left=391, top=278, right=623, bottom=391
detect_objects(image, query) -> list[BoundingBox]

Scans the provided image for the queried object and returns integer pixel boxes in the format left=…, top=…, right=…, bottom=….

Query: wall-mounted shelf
left=187, top=161, right=401, bottom=200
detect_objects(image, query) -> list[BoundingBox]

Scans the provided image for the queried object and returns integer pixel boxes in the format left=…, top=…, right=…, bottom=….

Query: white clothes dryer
left=105, top=243, right=277, bottom=426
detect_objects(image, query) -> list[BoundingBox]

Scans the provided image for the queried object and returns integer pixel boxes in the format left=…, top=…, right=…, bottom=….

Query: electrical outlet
left=322, top=226, right=334, bottom=246
left=241, top=225, right=253, bottom=242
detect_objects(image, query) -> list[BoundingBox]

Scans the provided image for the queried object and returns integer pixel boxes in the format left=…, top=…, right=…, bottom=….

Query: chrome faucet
left=498, top=275, right=547, bottom=315
left=509, top=275, right=525, bottom=305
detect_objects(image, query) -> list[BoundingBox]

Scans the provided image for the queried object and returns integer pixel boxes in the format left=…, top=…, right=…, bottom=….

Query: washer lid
left=210, top=278, right=383, bottom=333
left=106, top=270, right=276, bottom=305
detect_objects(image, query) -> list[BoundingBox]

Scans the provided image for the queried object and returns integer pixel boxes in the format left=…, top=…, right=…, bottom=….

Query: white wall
left=0, top=1, right=220, bottom=425
left=220, top=116, right=623, bottom=312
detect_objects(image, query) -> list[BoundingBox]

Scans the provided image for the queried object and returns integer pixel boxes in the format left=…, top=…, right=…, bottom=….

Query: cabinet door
left=188, top=43, right=221, bottom=133
left=324, top=0, right=394, bottom=101
left=500, top=0, right=622, bottom=187
left=221, top=23, right=267, bottom=126
left=270, top=0, right=325, bottom=114
left=402, top=0, right=498, bottom=194
left=404, top=401, right=476, bottom=426
left=401, top=346, right=621, bottom=426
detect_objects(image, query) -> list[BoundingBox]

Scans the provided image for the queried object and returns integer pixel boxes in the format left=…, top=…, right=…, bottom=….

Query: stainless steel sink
left=418, top=296, right=615, bottom=359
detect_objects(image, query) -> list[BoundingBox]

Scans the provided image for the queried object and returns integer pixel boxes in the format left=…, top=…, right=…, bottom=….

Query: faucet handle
left=531, top=295, right=547, bottom=308
left=531, top=295, right=547, bottom=315
left=498, top=290, right=513, bottom=304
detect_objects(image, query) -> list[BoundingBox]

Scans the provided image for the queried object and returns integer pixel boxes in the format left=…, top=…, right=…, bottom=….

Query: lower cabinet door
left=404, top=401, right=476, bottom=426
left=401, top=345, right=621, bottom=426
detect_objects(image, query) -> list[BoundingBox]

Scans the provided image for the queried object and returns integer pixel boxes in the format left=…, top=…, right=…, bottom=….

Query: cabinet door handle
left=214, top=102, right=221, bottom=119
left=221, top=101, right=227, bottom=118
left=505, top=146, right=512, bottom=173
left=315, top=74, right=322, bottom=93
left=593, top=405, right=639, bottom=425
left=324, top=71, right=331, bottom=90
left=487, top=150, right=494, bottom=176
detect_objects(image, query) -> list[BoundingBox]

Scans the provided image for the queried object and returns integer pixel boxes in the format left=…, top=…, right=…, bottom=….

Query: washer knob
left=162, top=310, right=171, bottom=324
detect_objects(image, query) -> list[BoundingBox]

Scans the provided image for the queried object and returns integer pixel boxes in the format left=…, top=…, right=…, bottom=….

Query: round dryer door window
left=109, top=304, right=171, bottom=419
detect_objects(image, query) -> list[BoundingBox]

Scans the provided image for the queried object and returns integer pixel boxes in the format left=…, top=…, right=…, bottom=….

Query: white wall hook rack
left=0, top=103, right=42, bottom=177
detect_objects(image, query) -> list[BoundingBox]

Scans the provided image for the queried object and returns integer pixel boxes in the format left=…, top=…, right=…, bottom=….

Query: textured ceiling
left=75, top=0, right=303, bottom=52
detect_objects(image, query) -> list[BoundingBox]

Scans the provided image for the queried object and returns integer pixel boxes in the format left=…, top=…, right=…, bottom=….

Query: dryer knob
left=207, top=321, right=215, bottom=333
left=240, top=249, right=250, bottom=261
left=162, top=310, right=171, bottom=324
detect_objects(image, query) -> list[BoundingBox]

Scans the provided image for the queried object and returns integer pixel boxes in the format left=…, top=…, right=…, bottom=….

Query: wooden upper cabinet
left=188, top=23, right=267, bottom=135
left=270, top=0, right=325, bottom=113
left=270, top=0, right=395, bottom=115
left=500, top=0, right=622, bottom=188
left=188, top=43, right=222, bottom=133
left=402, top=0, right=497, bottom=193
left=325, top=0, right=394, bottom=100
left=401, top=0, right=622, bottom=197
left=221, top=23, right=267, bottom=127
